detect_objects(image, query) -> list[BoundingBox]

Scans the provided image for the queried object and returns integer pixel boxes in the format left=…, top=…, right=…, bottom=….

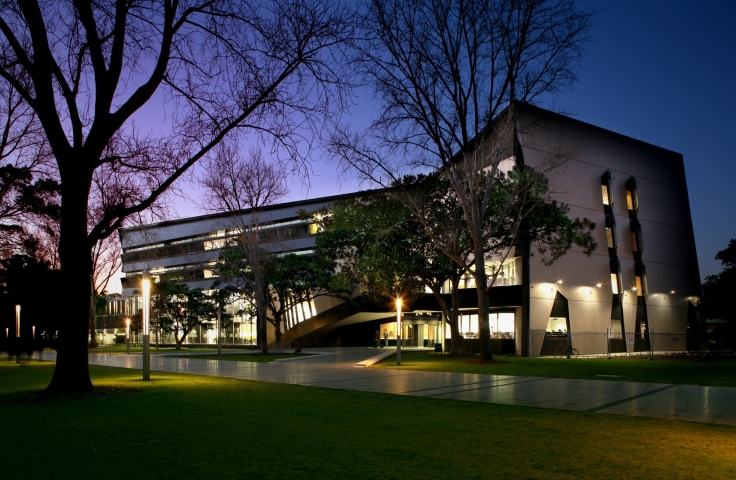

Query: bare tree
left=0, top=0, right=353, bottom=391
left=331, top=0, right=593, bottom=360
left=0, top=75, right=59, bottom=258
left=201, top=144, right=289, bottom=354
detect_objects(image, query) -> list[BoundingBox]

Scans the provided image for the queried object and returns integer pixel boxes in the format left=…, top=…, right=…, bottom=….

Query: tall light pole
left=15, top=304, right=21, bottom=363
left=126, top=318, right=131, bottom=355
left=141, top=272, right=151, bottom=380
left=396, top=297, right=402, bottom=366
left=217, top=302, right=222, bottom=356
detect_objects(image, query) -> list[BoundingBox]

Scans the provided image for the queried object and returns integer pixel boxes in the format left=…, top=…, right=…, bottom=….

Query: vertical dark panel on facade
left=601, top=171, right=626, bottom=350
left=627, top=177, right=650, bottom=352
left=685, top=301, right=700, bottom=351
left=609, top=293, right=626, bottom=353
left=539, top=291, right=571, bottom=355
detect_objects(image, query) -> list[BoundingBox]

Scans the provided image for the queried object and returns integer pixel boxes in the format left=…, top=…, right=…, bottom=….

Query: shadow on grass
left=0, top=385, right=143, bottom=405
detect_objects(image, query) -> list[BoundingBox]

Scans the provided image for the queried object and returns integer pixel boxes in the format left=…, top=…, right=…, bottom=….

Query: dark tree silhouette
left=0, top=0, right=353, bottom=391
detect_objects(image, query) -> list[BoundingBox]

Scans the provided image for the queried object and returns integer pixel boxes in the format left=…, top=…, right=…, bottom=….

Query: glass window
left=626, top=190, right=634, bottom=211
left=546, top=317, right=567, bottom=333
left=610, top=273, right=619, bottom=294
left=498, top=313, right=515, bottom=336
left=601, top=184, right=610, bottom=205
left=606, top=228, right=614, bottom=249
left=469, top=315, right=479, bottom=335
left=631, top=232, right=638, bottom=251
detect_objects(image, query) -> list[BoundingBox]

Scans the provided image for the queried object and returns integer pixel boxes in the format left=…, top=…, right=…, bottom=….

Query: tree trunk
left=255, top=284, right=268, bottom=355
left=449, top=275, right=463, bottom=355
left=273, top=311, right=283, bottom=348
left=88, top=276, right=98, bottom=348
left=46, top=175, right=94, bottom=393
left=475, top=250, right=493, bottom=361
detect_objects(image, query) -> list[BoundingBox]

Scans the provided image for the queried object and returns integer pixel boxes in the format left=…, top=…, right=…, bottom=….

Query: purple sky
left=110, top=0, right=736, bottom=292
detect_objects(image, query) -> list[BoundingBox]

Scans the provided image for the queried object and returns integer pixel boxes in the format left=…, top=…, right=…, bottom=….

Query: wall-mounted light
left=555, top=280, right=563, bottom=285
left=631, top=287, right=637, bottom=292
left=595, top=283, right=602, bottom=288
left=670, top=290, right=675, bottom=294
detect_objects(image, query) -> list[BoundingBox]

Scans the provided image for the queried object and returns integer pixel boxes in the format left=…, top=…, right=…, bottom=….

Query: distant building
left=104, top=105, right=703, bottom=355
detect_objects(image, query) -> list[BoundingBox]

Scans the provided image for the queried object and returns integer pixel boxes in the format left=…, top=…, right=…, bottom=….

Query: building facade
left=104, top=106, right=702, bottom=355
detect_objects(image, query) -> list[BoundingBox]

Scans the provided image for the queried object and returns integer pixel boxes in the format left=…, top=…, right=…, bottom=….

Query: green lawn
left=168, top=353, right=303, bottom=362
left=373, top=352, right=736, bottom=387
left=1, top=361, right=735, bottom=480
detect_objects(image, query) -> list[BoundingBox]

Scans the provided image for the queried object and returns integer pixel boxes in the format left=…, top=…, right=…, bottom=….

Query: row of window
left=600, top=172, right=649, bottom=297
left=122, top=222, right=317, bottom=263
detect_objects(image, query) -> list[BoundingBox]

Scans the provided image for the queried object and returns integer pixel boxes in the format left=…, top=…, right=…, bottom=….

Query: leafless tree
left=0, top=75, right=59, bottom=258
left=200, top=144, right=289, bottom=354
left=331, top=0, right=592, bottom=360
left=0, top=0, right=353, bottom=391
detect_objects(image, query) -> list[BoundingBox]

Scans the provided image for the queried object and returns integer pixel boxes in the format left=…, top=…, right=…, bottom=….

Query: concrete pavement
left=42, top=348, right=736, bottom=426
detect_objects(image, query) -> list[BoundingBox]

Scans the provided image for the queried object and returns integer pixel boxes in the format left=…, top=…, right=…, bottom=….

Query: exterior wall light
left=670, top=290, right=675, bottom=294
left=555, top=280, right=563, bottom=285
left=595, top=283, right=602, bottom=288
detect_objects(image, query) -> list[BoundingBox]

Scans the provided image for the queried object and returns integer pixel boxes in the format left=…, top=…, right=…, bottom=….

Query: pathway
left=45, top=349, right=736, bottom=426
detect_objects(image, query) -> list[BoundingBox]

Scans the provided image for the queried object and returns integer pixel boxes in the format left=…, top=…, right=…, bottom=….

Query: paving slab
left=35, top=349, right=736, bottom=426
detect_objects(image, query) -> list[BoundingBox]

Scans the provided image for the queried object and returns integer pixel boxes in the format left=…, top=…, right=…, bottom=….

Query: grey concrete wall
left=518, top=106, right=700, bottom=346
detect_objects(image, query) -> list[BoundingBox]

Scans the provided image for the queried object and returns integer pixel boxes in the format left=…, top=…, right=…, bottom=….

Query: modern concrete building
left=102, top=105, right=702, bottom=355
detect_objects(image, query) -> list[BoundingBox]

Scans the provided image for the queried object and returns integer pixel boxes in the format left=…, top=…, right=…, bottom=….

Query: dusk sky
left=112, top=0, right=736, bottom=292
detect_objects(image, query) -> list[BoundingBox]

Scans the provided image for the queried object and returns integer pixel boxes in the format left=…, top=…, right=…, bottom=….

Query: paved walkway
left=50, top=349, right=736, bottom=426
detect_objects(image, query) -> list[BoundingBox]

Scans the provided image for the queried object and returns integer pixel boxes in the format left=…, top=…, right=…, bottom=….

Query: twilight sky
left=111, top=0, right=736, bottom=292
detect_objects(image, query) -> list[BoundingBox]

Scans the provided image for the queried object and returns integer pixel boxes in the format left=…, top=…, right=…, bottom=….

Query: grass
left=1, top=360, right=735, bottom=479
left=167, top=353, right=303, bottom=362
left=372, top=352, right=736, bottom=387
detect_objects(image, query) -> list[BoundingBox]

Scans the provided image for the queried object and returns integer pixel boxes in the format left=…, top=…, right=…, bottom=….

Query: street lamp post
left=15, top=304, right=20, bottom=364
left=396, top=297, right=402, bottom=366
left=126, top=318, right=131, bottom=355
left=217, top=304, right=222, bottom=356
left=141, top=272, right=151, bottom=380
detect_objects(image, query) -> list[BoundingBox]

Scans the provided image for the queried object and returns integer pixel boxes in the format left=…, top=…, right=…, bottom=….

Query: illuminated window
left=601, top=171, right=614, bottom=206
left=546, top=317, right=567, bottom=333
left=308, top=223, right=319, bottom=235
left=625, top=178, right=639, bottom=211
left=606, top=228, right=614, bottom=249
left=610, top=273, right=619, bottom=294
left=635, top=276, right=643, bottom=296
